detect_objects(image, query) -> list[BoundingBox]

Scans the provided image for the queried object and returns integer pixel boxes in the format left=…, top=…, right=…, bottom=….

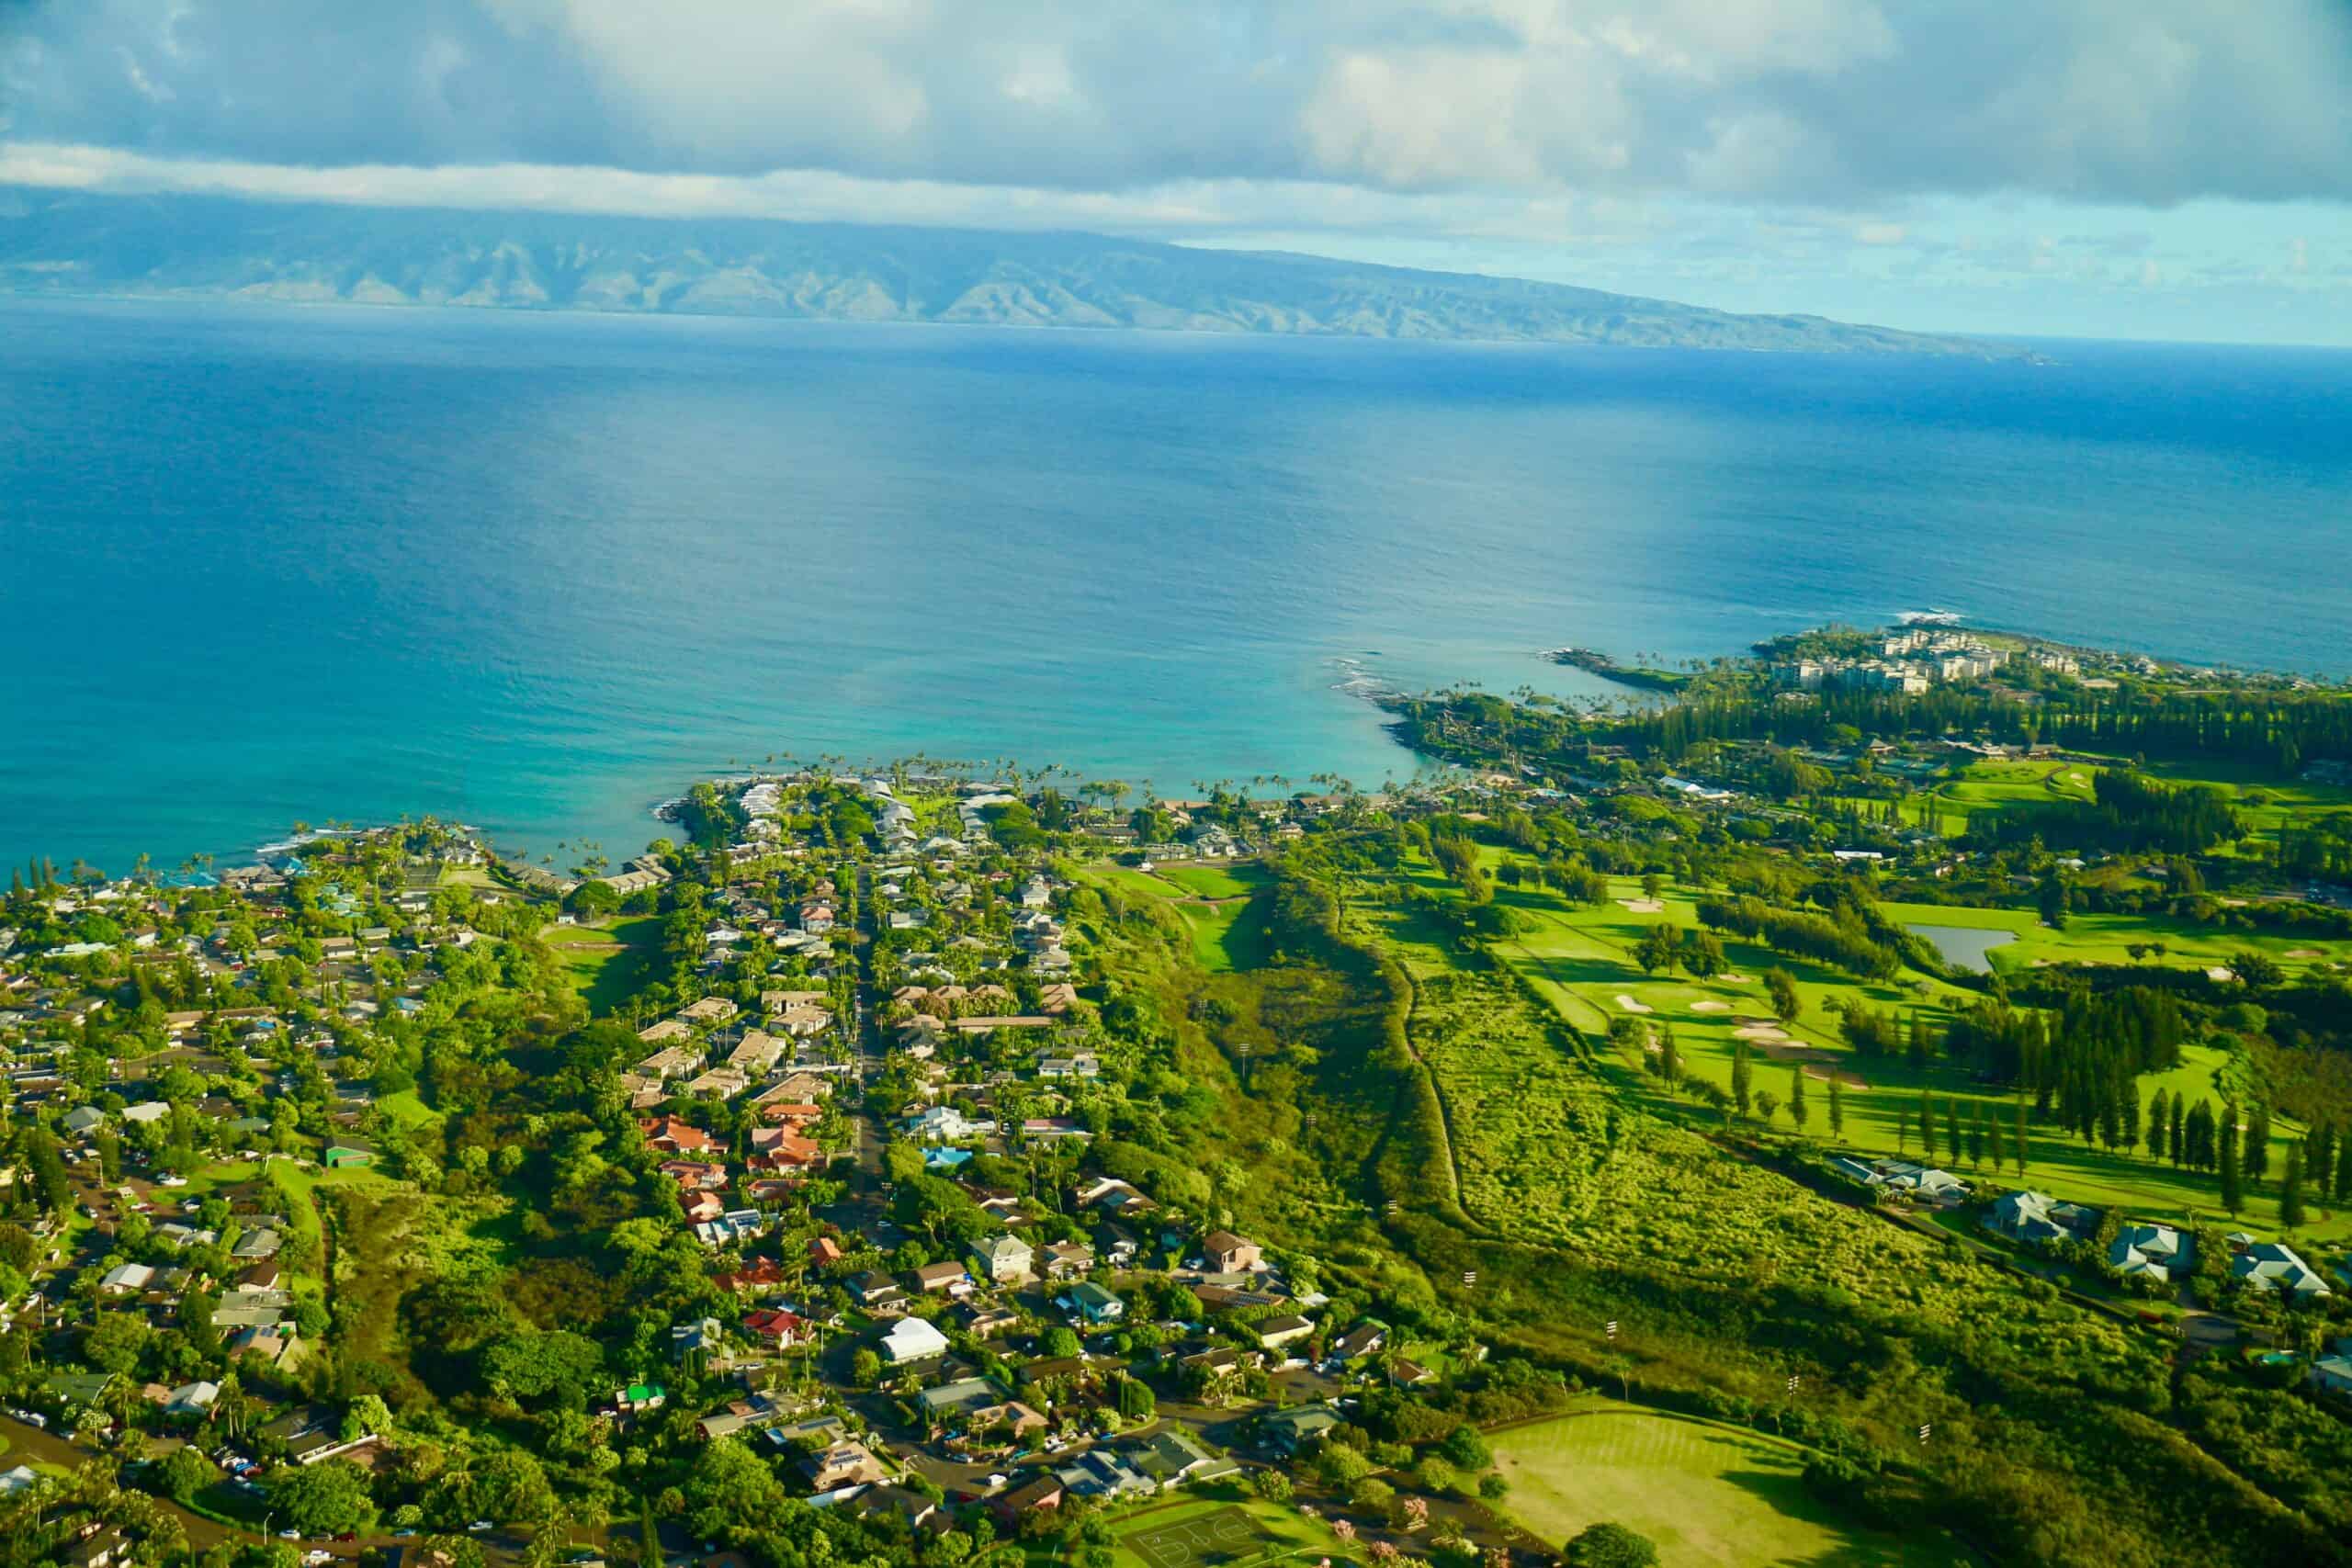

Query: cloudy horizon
left=5, top=1, right=2349, bottom=344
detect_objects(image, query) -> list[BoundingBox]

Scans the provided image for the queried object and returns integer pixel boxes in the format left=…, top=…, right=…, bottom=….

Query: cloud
left=3, top=0, right=2347, bottom=209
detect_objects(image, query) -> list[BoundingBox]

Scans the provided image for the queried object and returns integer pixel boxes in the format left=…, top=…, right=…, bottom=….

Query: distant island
left=0, top=185, right=2034, bottom=357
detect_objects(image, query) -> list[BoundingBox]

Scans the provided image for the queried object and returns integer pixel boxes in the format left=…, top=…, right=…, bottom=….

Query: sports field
left=1109, top=1499, right=1349, bottom=1568
left=1123, top=1506, right=1278, bottom=1568
left=1491, top=1411, right=1973, bottom=1567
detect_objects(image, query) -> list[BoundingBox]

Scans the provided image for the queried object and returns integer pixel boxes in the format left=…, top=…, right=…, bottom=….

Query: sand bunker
left=2286, top=948, right=2324, bottom=959
left=1716, top=973, right=1752, bottom=984
left=1614, top=995, right=1654, bottom=1014
left=1734, top=1023, right=1792, bottom=1043
left=1618, top=898, right=1666, bottom=914
left=1690, top=999, right=1731, bottom=1013
left=2207, top=966, right=2237, bottom=982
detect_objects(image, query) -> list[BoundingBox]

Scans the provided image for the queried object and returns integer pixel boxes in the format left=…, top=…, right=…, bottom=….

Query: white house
left=882, top=1315, right=951, bottom=1366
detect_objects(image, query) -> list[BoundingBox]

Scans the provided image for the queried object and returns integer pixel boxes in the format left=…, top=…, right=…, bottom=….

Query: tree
left=2038, top=874, right=2070, bottom=931
left=1788, top=1066, right=1809, bottom=1132
left=2229, top=950, right=2283, bottom=989
left=270, top=1459, right=379, bottom=1536
left=1987, top=1105, right=2007, bottom=1172
left=157, top=1443, right=215, bottom=1503
left=1826, top=1077, right=1844, bottom=1138
left=1765, top=968, right=1801, bottom=1026
left=85, top=1310, right=151, bottom=1375
left=1566, top=1522, right=1659, bottom=1568
left=1116, top=1376, right=1155, bottom=1421
left=1680, top=931, right=1724, bottom=978
left=1917, top=1090, right=1937, bottom=1161
left=2338, top=1129, right=2352, bottom=1203
left=1730, top=1043, right=1753, bottom=1120
left=2244, top=1104, right=2270, bottom=1183
left=2146, top=1089, right=2169, bottom=1161
left=2278, top=1146, right=2305, bottom=1233
left=2220, top=1105, right=2245, bottom=1216
left=2015, top=1099, right=2030, bottom=1176
left=1634, top=923, right=1680, bottom=976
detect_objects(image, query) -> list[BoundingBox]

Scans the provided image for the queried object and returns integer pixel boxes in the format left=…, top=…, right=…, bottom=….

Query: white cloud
left=6, top=0, right=2348, bottom=206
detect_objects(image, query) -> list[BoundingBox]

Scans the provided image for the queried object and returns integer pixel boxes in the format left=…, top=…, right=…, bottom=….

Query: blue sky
left=4, top=1, right=2348, bottom=344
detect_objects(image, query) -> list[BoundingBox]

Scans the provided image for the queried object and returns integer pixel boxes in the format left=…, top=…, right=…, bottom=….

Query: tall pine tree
left=1789, top=1066, right=1809, bottom=1132
left=2278, top=1146, right=2305, bottom=1233
left=2245, top=1104, right=2271, bottom=1183
left=2219, top=1103, right=2245, bottom=1215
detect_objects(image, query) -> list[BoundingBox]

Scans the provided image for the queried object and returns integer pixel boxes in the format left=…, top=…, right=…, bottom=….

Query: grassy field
left=546, top=914, right=663, bottom=1013
left=1490, top=1410, right=1974, bottom=1567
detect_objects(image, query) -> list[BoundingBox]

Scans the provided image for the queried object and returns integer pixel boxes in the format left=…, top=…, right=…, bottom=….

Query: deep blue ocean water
left=4, top=298, right=2349, bottom=874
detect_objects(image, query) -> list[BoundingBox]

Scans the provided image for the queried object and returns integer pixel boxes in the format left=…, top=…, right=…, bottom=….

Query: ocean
left=4, top=297, right=2349, bottom=874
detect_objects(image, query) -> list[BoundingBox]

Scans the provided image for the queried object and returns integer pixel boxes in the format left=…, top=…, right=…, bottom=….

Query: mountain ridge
left=0, top=186, right=2025, bottom=357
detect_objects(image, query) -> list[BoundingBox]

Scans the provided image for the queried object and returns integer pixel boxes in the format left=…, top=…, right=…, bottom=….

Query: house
left=162, top=1380, right=220, bottom=1416
left=1054, top=1448, right=1155, bottom=1499
left=2231, top=1240, right=2333, bottom=1298
left=743, top=1309, right=808, bottom=1349
left=1329, top=1319, right=1388, bottom=1363
left=715, top=1257, right=787, bottom=1295
left=1060, top=1280, right=1125, bottom=1325
left=859, top=1483, right=941, bottom=1532
left=1040, top=1240, right=1095, bottom=1280
left=991, top=1474, right=1066, bottom=1527
left=672, top=1316, right=725, bottom=1360
left=62, top=1106, right=106, bottom=1137
left=2310, top=1352, right=2352, bottom=1397
left=1129, top=1428, right=1230, bottom=1489
left=1984, top=1190, right=2100, bottom=1247
left=1254, top=1314, right=1315, bottom=1350
left=914, top=1376, right=1044, bottom=1437
left=850, top=1270, right=907, bottom=1310
left=1202, top=1231, right=1262, bottom=1273
left=121, top=1101, right=169, bottom=1125
left=1832, top=1156, right=1969, bottom=1205
left=98, top=1262, right=155, bottom=1295
left=881, top=1314, right=951, bottom=1366
left=640, top=1116, right=719, bottom=1155
left=2109, top=1224, right=2191, bottom=1285
left=322, top=1136, right=374, bottom=1169
left=809, top=1235, right=845, bottom=1268
left=969, top=1234, right=1034, bottom=1283
left=229, top=1222, right=279, bottom=1259
left=913, top=1260, right=972, bottom=1296
left=1261, top=1404, right=1340, bottom=1454
left=227, top=1323, right=302, bottom=1368
left=906, top=1105, right=993, bottom=1144
left=802, top=1438, right=890, bottom=1492
left=681, top=997, right=739, bottom=1025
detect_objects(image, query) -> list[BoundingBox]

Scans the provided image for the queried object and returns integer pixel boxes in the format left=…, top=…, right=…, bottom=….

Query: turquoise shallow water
left=3, top=298, right=2349, bottom=873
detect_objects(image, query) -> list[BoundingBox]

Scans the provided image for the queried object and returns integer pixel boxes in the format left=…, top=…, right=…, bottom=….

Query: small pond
left=1907, top=923, right=2018, bottom=975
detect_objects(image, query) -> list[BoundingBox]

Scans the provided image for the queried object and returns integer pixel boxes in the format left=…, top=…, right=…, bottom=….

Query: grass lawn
left=379, top=1089, right=444, bottom=1130
left=1152, top=863, right=1268, bottom=900
left=547, top=915, right=663, bottom=1014
left=1490, top=1409, right=1974, bottom=1567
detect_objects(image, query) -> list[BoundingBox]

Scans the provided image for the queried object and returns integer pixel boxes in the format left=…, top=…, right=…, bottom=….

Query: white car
left=160, top=1176, right=188, bottom=1188
left=987, top=1473, right=1008, bottom=1489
